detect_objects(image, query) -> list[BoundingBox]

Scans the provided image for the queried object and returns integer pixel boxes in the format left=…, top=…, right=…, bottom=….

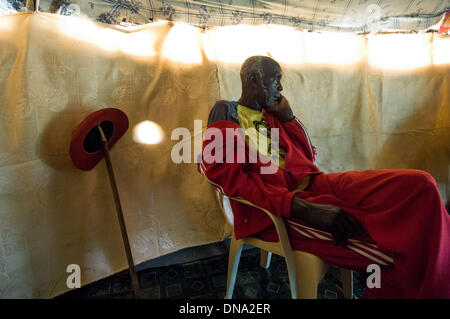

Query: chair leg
left=290, top=252, right=328, bottom=299
left=284, top=252, right=298, bottom=299
left=341, top=269, right=353, bottom=299
left=225, top=235, right=243, bottom=299
left=260, top=249, right=272, bottom=269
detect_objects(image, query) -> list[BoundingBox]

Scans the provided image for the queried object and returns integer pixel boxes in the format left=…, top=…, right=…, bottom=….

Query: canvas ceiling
left=0, top=0, right=449, bottom=32
left=0, top=9, right=448, bottom=298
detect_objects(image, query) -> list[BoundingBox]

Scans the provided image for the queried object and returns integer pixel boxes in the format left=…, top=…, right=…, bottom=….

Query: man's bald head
left=239, top=56, right=283, bottom=109
left=240, top=56, right=281, bottom=88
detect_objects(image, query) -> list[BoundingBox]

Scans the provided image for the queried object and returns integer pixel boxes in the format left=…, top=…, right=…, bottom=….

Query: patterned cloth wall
left=1, top=0, right=449, bottom=32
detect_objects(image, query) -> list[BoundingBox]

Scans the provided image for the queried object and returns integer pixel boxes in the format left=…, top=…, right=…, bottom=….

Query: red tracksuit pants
left=258, top=169, right=450, bottom=298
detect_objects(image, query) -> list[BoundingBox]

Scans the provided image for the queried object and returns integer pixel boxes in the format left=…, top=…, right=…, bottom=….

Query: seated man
left=198, top=55, right=450, bottom=298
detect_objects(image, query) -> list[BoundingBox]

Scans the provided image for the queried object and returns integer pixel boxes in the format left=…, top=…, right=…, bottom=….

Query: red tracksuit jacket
left=198, top=100, right=320, bottom=239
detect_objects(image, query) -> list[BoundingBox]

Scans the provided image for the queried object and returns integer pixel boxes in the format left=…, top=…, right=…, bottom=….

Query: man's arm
left=265, top=96, right=364, bottom=246
left=290, top=197, right=364, bottom=247
left=266, top=96, right=316, bottom=161
left=200, top=102, right=294, bottom=219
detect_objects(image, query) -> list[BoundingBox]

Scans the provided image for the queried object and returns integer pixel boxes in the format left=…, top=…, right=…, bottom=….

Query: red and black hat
left=70, top=108, right=129, bottom=171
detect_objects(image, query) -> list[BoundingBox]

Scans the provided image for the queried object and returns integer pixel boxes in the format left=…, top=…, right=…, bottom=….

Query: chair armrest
left=215, top=191, right=294, bottom=257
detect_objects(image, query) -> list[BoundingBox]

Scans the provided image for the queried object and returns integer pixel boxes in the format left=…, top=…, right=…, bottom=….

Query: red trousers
left=258, top=169, right=450, bottom=298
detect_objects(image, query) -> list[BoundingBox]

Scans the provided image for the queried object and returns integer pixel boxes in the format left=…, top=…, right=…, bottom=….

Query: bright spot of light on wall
left=203, top=25, right=270, bottom=63
left=368, top=34, right=431, bottom=70
left=203, top=25, right=363, bottom=66
left=303, top=32, right=364, bottom=65
left=97, top=28, right=121, bottom=52
left=57, top=16, right=156, bottom=57
left=0, top=16, right=13, bottom=32
left=119, top=32, right=156, bottom=57
left=265, top=25, right=305, bottom=65
left=49, top=14, right=446, bottom=71
left=133, top=121, right=164, bottom=145
left=162, top=23, right=203, bottom=64
left=58, top=17, right=114, bottom=51
left=432, top=37, right=450, bottom=65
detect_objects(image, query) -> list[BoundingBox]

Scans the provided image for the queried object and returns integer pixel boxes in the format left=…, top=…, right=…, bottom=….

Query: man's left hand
left=265, top=95, right=294, bottom=122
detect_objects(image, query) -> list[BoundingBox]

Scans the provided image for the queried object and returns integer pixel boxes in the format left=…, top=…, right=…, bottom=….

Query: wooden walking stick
left=70, top=108, right=142, bottom=298
left=97, top=124, right=142, bottom=299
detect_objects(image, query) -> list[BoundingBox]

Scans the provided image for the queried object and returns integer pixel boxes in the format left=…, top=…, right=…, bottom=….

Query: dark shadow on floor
left=55, top=240, right=367, bottom=299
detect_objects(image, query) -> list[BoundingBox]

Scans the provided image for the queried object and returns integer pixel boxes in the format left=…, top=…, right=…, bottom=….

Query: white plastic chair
left=216, top=191, right=354, bottom=299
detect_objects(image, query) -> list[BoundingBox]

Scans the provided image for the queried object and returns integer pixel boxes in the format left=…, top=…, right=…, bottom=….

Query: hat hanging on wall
left=70, top=108, right=129, bottom=171
left=70, top=108, right=142, bottom=298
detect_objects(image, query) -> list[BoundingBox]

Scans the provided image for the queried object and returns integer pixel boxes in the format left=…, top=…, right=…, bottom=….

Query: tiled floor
left=56, top=246, right=367, bottom=299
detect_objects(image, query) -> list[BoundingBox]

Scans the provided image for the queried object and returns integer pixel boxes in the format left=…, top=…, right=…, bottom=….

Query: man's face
left=257, top=62, right=283, bottom=108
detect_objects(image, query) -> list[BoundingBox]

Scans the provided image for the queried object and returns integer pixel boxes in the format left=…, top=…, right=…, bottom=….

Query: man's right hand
left=265, top=95, right=294, bottom=122
left=291, top=197, right=364, bottom=247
